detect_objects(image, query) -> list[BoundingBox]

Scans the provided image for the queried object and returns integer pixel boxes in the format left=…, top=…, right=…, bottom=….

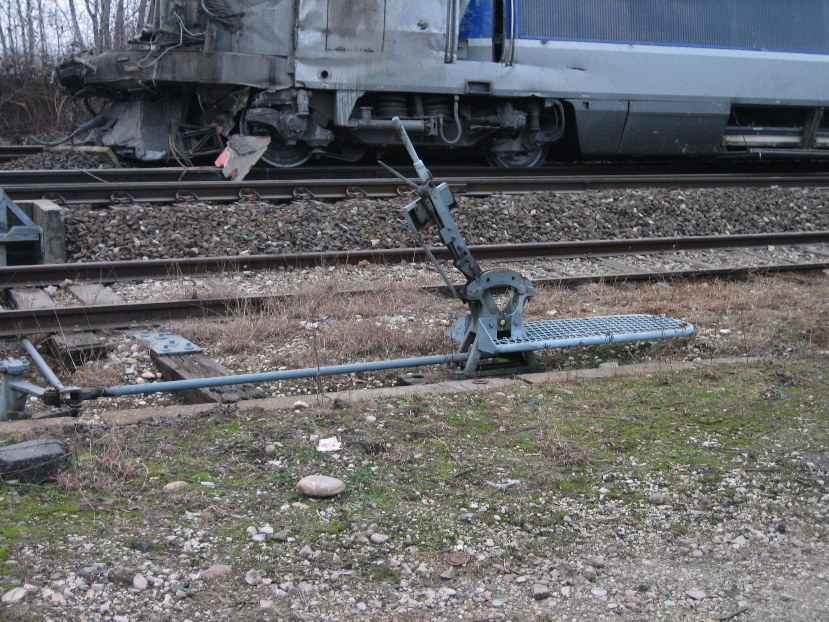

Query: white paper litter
left=316, top=436, right=342, bottom=452
left=485, top=479, right=521, bottom=490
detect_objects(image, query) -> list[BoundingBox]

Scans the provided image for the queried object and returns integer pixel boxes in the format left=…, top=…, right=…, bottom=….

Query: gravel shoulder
left=0, top=354, right=826, bottom=622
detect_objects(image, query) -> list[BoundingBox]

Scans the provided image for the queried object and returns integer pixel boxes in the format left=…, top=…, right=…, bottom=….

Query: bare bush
left=0, top=0, right=144, bottom=141
left=57, top=429, right=145, bottom=494
left=173, top=299, right=301, bottom=355
left=0, top=69, right=87, bottom=141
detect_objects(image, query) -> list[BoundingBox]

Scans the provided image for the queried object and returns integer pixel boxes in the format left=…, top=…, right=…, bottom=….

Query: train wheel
left=486, top=148, right=546, bottom=167
left=485, top=142, right=548, bottom=167
left=239, top=114, right=312, bottom=168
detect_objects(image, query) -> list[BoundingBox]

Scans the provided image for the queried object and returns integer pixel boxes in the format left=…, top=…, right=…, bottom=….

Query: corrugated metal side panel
left=516, top=0, right=829, bottom=54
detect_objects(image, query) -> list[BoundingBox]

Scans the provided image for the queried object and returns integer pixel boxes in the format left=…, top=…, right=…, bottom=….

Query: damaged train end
left=53, top=0, right=566, bottom=168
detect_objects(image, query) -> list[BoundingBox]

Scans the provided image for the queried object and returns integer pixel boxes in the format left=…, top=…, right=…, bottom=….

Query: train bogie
left=55, top=0, right=829, bottom=167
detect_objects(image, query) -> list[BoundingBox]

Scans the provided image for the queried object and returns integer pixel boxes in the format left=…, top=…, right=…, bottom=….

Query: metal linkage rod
left=393, top=117, right=432, bottom=183
left=99, top=353, right=470, bottom=398
left=19, top=338, right=64, bottom=390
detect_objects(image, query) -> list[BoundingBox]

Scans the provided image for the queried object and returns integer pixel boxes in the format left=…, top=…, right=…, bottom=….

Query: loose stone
left=163, top=481, right=188, bottom=491
left=297, top=474, right=345, bottom=498
left=132, top=574, right=148, bottom=590
left=370, top=533, right=389, bottom=544
left=649, top=492, right=666, bottom=505
left=685, top=589, right=707, bottom=600
left=446, top=551, right=471, bottom=566
left=533, top=584, right=551, bottom=600
left=1, top=587, right=27, bottom=604
left=440, top=568, right=456, bottom=580
left=220, top=391, right=240, bottom=403
left=200, top=564, right=232, bottom=579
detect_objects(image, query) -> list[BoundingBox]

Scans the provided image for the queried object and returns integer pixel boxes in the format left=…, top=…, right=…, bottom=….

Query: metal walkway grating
left=490, top=314, right=694, bottom=353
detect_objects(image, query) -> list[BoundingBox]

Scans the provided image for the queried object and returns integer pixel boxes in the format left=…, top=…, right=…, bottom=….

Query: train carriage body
left=56, top=0, right=829, bottom=166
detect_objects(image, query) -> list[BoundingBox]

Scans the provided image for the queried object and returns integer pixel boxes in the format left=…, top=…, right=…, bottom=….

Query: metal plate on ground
left=490, top=314, right=695, bottom=353
left=134, top=330, right=202, bottom=355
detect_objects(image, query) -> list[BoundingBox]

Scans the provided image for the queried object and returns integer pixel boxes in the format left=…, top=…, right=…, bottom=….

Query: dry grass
left=278, top=321, right=453, bottom=367
left=173, top=281, right=454, bottom=363
left=288, top=279, right=442, bottom=320
left=174, top=297, right=300, bottom=354
left=67, top=360, right=125, bottom=389
left=531, top=273, right=825, bottom=316
left=155, top=271, right=826, bottom=381
left=57, top=428, right=146, bottom=494
left=530, top=273, right=828, bottom=353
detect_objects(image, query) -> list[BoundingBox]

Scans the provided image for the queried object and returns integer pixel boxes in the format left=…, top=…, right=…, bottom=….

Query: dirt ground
left=0, top=272, right=827, bottom=622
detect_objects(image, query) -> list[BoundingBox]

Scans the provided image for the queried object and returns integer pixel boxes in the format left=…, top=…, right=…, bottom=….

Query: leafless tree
left=67, top=0, right=87, bottom=48
left=0, top=0, right=145, bottom=140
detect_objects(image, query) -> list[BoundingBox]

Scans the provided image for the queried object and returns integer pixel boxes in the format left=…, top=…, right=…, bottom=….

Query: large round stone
left=297, top=475, right=345, bottom=498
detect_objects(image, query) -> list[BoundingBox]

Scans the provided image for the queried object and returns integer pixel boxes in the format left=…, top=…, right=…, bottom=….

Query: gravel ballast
left=65, top=187, right=829, bottom=262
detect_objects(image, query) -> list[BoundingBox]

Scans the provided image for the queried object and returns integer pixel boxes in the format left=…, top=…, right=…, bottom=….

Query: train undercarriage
left=55, top=55, right=567, bottom=168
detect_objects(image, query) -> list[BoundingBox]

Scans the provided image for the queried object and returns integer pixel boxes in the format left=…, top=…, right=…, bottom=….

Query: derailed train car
left=56, top=0, right=829, bottom=167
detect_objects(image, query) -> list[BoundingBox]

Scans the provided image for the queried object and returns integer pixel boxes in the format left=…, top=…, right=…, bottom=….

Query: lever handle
left=392, top=116, right=432, bottom=184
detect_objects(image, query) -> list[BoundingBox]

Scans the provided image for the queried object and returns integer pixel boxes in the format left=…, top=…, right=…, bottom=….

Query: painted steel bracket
left=0, top=352, right=86, bottom=421
left=0, top=189, right=43, bottom=266
left=0, top=358, right=33, bottom=420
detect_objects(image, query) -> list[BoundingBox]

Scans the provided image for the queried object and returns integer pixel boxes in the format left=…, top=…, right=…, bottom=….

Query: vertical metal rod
left=392, top=117, right=432, bottom=183
left=19, top=338, right=65, bottom=390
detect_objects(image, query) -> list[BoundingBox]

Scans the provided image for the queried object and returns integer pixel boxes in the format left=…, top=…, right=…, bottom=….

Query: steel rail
left=2, top=232, right=827, bottom=287
left=1, top=260, right=827, bottom=337
left=0, top=145, right=43, bottom=163
left=0, top=165, right=485, bottom=186
left=5, top=172, right=829, bottom=205
left=5, top=160, right=829, bottom=187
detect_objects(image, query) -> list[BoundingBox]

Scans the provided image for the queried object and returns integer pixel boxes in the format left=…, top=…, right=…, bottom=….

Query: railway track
left=2, top=233, right=826, bottom=337
left=5, top=159, right=829, bottom=186
left=1, top=232, right=826, bottom=287
left=4, top=168, right=829, bottom=204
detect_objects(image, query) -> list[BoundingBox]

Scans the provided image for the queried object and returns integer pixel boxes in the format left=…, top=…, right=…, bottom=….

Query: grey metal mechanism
left=0, top=354, right=83, bottom=421
left=1, top=339, right=85, bottom=420
left=0, top=189, right=42, bottom=267
left=387, top=118, right=694, bottom=378
left=386, top=117, right=541, bottom=377
left=0, top=128, right=694, bottom=419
